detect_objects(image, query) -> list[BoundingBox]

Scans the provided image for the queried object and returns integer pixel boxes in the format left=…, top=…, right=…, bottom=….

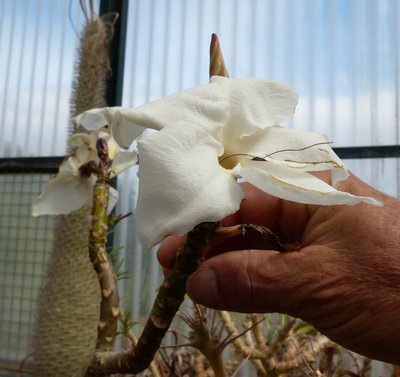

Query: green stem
left=88, top=139, right=120, bottom=353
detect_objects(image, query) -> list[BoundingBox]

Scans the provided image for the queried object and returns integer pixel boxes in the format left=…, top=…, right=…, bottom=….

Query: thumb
left=187, top=249, right=310, bottom=315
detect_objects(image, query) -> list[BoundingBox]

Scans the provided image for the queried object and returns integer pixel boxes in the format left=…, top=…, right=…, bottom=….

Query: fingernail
left=187, top=268, right=219, bottom=307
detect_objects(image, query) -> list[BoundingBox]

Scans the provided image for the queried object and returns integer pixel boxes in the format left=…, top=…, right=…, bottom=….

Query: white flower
left=76, top=76, right=382, bottom=250
left=32, top=129, right=137, bottom=216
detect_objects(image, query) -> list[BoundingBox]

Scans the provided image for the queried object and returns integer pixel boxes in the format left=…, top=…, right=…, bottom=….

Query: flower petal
left=59, top=156, right=81, bottom=174
left=210, top=76, right=298, bottom=141
left=76, top=81, right=228, bottom=149
left=111, top=151, right=138, bottom=176
left=69, top=133, right=97, bottom=163
left=136, top=122, right=243, bottom=250
left=111, top=81, right=228, bottom=148
left=32, top=172, right=94, bottom=216
left=75, top=107, right=124, bottom=131
left=237, top=160, right=382, bottom=206
left=111, top=113, right=147, bottom=149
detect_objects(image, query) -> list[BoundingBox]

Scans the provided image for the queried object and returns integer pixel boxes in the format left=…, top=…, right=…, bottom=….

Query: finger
left=339, top=173, right=397, bottom=206
left=186, top=248, right=317, bottom=315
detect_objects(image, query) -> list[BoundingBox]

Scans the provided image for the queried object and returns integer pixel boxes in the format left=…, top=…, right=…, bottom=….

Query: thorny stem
left=270, top=316, right=297, bottom=353
left=255, top=316, right=298, bottom=376
left=88, top=139, right=120, bottom=353
left=218, top=311, right=267, bottom=376
left=190, top=321, right=227, bottom=377
left=118, top=309, right=161, bottom=377
left=184, top=305, right=227, bottom=377
left=271, top=339, right=335, bottom=374
left=194, top=351, right=209, bottom=376
left=199, top=346, right=226, bottom=377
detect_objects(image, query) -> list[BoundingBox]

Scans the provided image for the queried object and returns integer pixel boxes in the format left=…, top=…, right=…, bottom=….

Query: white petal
left=226, top=125, right=319, bottom=160
left=69, top=133, right=92, bottom=149
left=111, top=113, right=147, bottom=149
left=69, top=133, right=93, bottom=162
left=112, top=81, right=228, bottom=148
left=75, top=107, right=124, bottom=130
left=211, top=76, right=298, bottom=140
left=234, top=126, right=337, bottom=161
left=69, top=132, right=98, bottom=163
left=238, top=160, right=382, bottom=206
left=136, top=123, right=243, bottom=250
left=76, top=175, right=98, bottom=205
left=32, top=173, right=93, bottom=216
left=111, top=151, right=138, bottom=176
left=59, top=156, right=80, bottom=174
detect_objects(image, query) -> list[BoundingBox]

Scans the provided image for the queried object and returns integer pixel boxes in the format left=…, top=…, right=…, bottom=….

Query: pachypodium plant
left=33, top=32, right=381, bottom=377
left=73, top=34, right=381, bottom=376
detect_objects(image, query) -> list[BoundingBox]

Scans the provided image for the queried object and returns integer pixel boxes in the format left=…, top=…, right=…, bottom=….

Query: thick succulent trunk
left=31, top=13, right=111, bottom=377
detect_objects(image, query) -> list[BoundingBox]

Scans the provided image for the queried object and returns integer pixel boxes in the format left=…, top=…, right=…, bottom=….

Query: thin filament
left=263, top=141, right=333, bottom=158
left=219, top=141, right=333, bottom=164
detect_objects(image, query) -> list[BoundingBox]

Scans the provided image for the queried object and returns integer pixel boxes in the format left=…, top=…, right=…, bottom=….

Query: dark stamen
left=251, top=156, right=267, bottom=161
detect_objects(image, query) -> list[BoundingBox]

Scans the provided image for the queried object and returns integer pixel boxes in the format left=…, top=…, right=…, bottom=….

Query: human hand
left=158, top=175, right=400, bottom=364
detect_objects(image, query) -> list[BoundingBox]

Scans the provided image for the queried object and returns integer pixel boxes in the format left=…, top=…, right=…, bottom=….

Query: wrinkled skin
left=158, top=175, right=400, bottom=364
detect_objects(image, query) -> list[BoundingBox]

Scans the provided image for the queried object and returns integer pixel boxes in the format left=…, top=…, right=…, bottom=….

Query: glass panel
left=0, top=0, right=88, bottom=157
left=123, top=0, right=400, bottom=148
